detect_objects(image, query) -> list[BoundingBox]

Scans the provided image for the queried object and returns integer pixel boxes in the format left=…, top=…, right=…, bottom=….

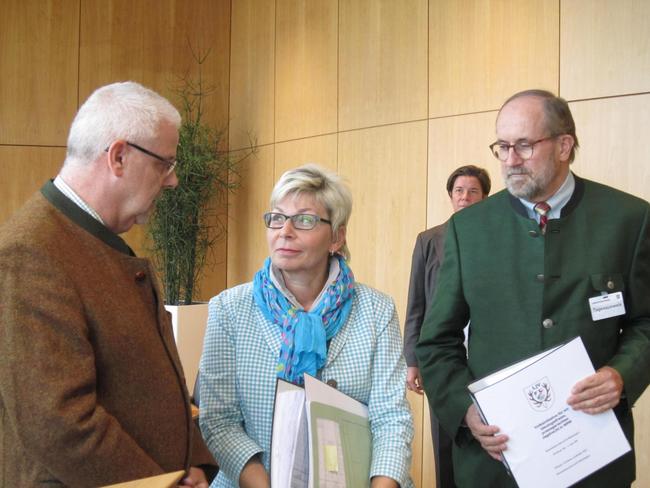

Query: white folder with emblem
left=467, top=336, right=630, bottom=488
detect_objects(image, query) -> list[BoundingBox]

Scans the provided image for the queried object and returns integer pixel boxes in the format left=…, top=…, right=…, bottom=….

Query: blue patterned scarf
left=253, top=255, right=355, bottom=385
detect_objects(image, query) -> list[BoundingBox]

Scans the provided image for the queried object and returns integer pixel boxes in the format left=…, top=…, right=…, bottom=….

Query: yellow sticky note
left=324, top=444, right=339, bottom=472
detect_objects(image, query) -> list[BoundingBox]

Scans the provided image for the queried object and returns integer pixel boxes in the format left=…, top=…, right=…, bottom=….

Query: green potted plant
left=147, top=51, right=247, bottom=389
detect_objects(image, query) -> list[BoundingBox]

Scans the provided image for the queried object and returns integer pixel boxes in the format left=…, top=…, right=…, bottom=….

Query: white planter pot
left=165, top=302, right=209, bottom=394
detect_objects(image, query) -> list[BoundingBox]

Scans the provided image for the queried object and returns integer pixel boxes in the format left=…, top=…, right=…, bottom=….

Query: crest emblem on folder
left=524, top=377, right=554, bottom=411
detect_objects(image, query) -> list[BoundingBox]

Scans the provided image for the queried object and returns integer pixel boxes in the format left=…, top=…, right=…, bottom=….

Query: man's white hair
left=65, top=81, right=181, bottom=166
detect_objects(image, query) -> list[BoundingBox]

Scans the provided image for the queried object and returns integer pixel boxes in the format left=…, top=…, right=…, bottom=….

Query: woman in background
left=199, top=164, right=413, bottom=488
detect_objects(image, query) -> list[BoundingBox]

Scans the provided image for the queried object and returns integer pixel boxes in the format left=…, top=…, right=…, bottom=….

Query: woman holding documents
left=199, top=164, right=414, bottom=488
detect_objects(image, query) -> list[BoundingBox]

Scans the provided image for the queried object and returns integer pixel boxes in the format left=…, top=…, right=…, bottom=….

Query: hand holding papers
left=467, top=337, right=630, bottom=488
left=271, top=374, right=371, bottom=488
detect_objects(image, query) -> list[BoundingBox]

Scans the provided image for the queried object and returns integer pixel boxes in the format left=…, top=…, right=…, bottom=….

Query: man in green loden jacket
left=416, top=89, right=650, bottom=488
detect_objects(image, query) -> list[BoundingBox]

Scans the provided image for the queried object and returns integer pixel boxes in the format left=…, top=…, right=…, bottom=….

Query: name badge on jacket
left=589, top=292, right=626, bottom=321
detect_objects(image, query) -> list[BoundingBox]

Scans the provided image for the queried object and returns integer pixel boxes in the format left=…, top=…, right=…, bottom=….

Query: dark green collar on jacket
left=507, top=172, right=585, bottom=218
left=41, top=180, right=135, bottom=256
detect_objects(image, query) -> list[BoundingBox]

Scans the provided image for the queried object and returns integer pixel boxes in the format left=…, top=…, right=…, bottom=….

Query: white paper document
left=270, top=374, right=371, bottom=488
left=468, top=336, right=630, bottom=488
left=271, top=380, right=310, bottom=488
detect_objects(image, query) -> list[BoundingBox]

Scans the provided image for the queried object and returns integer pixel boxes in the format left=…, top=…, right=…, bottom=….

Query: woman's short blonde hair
left=270, top=164, right=352, bottom=260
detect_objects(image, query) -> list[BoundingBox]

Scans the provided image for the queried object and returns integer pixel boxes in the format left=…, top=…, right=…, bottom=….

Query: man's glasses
left=489, top=136, right=556, bottom=162
left=263, top=212, right=331, bottom=230
left=127, top=142, right=177, bottom=175
left=104, top=141, right=177, bottom=175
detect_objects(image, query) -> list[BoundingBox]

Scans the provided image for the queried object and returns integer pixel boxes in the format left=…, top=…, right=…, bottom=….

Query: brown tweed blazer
left=0, top=182, right=216, bottom=487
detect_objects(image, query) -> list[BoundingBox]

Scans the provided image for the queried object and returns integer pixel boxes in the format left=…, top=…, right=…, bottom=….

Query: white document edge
left=270, top=378, right=306, bottom=488
left=304, top=374, right=368, bottom=418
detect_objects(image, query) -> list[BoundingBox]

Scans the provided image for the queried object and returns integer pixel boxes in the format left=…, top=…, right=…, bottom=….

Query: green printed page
left=309, top=402, right=371, bottom=488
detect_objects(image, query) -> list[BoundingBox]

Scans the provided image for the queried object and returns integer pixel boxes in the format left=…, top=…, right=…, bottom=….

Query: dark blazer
left=403, top=222, right=448, bottom=367
left=416, top=175, right=650, bottom=488
left=0, top=182, right=216, bottom=486
left=404, top=221, right=456, bottom=488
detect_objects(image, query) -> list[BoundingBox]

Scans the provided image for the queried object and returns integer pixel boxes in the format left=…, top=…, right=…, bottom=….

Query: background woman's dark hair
left=446, top=165, right=492, bottom=196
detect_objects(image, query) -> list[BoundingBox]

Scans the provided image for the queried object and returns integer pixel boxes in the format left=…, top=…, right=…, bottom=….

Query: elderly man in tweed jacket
left=0, top=82, right=216, bottom=487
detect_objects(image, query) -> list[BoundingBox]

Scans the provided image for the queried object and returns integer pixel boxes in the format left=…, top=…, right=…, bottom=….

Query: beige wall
left=2, top=1, right=649, bottom=487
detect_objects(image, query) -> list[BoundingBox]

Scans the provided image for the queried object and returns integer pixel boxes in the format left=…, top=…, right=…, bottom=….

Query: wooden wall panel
left=229, top=0, right=275, bottom=150
left=633, top=391, right=650, bottom=488
left=79, top=0, right=230, bottom=131
left=429, top=0, right=559, bottom=118
left=227, top=145, right=276, bottom=287
left=274, top=134, right=338, bottom=179
left=420, top=400, right=434, bottom=487
left=339, top=0, right=428, bottom=131
left=0, top=0, right=79, bottom=146
left=427, top=112, right=504, bottom=227
left=339, top=121, right=428, bottom=298
left=561, top=0, right=650, bottom=100
left=0, top=147, right=66, bottom=225
left=569, top=95, right=650, bottom=201
left=171, top=0, right=231, bottom=133
left=339, top=121, right=428, bottom=484
left=275, top=0, right=338, bottom=142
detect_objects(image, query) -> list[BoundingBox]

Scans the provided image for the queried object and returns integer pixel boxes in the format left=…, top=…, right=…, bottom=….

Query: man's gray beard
left=503, top=163, right=558, bottom=201
left=505, top=176, right=543, bottom=201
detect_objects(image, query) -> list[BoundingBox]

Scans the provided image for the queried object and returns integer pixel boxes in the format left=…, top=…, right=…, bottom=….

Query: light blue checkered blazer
left=199, top=282, right=414, bottom=488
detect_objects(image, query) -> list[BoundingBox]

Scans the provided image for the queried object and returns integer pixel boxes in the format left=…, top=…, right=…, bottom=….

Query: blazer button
left=528, top=230, right=539, bottom=238
left=326, top=379, right=338, bottom=389
left=542, top=318, right=554, bottom=329
left=607, top=280, right=615, bottom=290
left=134, top=270, right=147, bottom=282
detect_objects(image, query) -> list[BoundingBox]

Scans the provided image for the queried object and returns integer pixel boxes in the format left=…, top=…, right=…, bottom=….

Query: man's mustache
left=506, top=168, right=531, bottom=177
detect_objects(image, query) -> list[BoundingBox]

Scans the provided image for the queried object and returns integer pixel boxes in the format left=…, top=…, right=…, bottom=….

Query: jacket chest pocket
left=590, top=273, right=625, bottom=295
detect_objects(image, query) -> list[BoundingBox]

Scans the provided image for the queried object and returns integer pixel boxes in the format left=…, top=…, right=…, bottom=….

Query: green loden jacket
left=416, top=174, right=650, bottom=488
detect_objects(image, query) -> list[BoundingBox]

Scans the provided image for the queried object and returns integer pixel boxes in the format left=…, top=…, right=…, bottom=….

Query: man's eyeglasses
left=263, top=212, right=331, bottom=230
left=489, top=136, right=556, bottom=162
left=104, top=141, right=177, bottom=175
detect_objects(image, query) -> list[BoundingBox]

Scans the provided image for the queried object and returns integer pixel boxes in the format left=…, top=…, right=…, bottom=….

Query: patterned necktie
left=534, top=201, right=551, bottom=234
